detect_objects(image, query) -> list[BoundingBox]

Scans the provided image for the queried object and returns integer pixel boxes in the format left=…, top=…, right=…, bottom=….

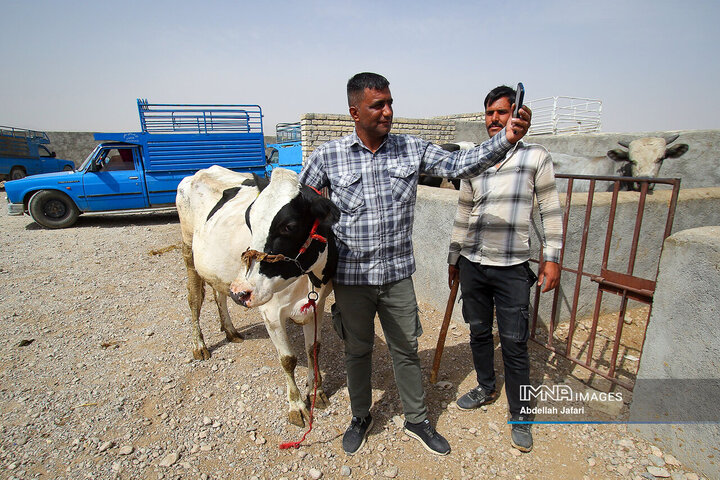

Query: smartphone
left=513, top=82, right=525, bottom=118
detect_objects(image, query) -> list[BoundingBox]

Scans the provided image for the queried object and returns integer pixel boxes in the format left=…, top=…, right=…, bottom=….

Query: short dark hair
left=484, top=85, right=516, bottom=110
left=347, top=72, right=390, bottom=107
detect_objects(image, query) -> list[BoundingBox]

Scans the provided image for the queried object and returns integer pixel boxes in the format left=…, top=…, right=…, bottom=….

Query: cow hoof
left=288, top=409, right=306, bottom=428
left=193, top=347, right=211, bottom=360
left=308, top=391, right=330, bottom=409
left=225, top=331, right=244, bottom=343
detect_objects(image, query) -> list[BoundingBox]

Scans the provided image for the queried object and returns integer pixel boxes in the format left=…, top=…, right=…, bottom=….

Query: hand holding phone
left=513, top=82, right=525, bottom=118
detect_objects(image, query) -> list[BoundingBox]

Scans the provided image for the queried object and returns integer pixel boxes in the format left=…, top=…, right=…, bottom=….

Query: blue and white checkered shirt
left=299, top=130, right=512, bottom=285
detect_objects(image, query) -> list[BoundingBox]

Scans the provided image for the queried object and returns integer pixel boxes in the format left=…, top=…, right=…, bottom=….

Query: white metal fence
left=526, top=96, right=602, bottom=136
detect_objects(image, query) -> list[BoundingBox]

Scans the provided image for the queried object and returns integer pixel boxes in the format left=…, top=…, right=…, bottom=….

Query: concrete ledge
left=630, top=226, right=720, bottom=479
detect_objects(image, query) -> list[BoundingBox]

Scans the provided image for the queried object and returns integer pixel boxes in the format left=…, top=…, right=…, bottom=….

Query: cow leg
left=183, top=243, right=210, bottom=360
left=212, top=290, right=243, bottom=343
left=262, top=311, right=309, bottom=427
left=302, top=320, right=329, bottom=409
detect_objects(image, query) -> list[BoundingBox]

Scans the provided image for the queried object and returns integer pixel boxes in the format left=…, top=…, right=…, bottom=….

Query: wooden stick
left=430, top=277, right=460, bottom=384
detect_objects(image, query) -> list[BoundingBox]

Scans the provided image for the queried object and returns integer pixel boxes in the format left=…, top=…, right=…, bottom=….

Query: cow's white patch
left=248, top=168, right=301, bottom=252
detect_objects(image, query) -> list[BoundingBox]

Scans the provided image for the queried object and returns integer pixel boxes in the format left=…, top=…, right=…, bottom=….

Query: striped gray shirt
left=448, top=141, right=563, bottom=267
left=300, top=130, right=512, bottom=285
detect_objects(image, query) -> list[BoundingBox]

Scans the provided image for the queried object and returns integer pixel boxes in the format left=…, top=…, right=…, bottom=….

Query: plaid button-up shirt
left=447, top=141, right=563, bottom=267
left=299, top=130, right=512, bottom=285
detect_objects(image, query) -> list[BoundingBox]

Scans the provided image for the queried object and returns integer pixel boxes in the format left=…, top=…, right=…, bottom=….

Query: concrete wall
left=630, top=226, right=720, bottom=479
left=412, top=186, right=720, bottom=324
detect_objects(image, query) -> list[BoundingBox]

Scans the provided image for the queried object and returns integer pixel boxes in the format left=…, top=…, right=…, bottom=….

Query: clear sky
left=1, top=0, right=718, bottom=134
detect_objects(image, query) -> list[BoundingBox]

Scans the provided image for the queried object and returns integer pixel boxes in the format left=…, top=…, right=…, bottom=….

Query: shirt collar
left=351, top=129, right=392, bottom=153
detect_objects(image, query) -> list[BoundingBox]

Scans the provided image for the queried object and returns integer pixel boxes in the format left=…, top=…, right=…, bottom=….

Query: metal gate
left=529, top=174, right=681, bottom=391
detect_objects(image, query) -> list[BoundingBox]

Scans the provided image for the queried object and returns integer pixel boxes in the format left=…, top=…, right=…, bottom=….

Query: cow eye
left=281, top=222, right=297, bottom=235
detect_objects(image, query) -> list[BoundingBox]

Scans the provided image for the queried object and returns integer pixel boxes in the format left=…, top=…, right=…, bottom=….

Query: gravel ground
left=0, top=189, right=708, bottom=480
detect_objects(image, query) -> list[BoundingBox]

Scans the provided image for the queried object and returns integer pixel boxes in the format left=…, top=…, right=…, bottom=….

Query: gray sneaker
left=403, top=419, right=451, bottom=456
left=342, top=415, right=373, bottom=455
left=456, top=386, right=497, bottom=410
left=510, top=414, right=533, bottom=452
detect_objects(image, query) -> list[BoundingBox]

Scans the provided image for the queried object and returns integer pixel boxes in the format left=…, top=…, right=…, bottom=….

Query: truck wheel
left=28, top=190, right=80, bottom=229
left=9, top=167, right=26, bottom=181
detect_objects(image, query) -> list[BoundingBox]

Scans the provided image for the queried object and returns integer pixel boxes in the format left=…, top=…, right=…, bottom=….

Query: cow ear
left=607, top=149, right=629, bottom=162
left=665, top=144, right=689, bottom=159
left=310, top=196, right=340, bottom=227
left=252, top=173, right=270, bottom=192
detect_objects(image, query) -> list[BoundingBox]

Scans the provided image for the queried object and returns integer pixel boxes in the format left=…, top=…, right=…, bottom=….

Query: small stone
left=255, top=435, right=266, bottom=445
left=383, top=466, right=399, bottom=478
left=202, top=416, right=212, bottom=426
left=200, top=444, right=212, bottom=452
left=488, top=422, right=500, bottom=434
left=650, top=446, right=663, bottom=457
left=308, top=468, right=322, bottom=479
left=618, top=438, right=634, bottom=449
left=160, top=376, right=172, bottom=384
left=510, top=448, right=521, bottom=457
left=475, top=446, right=486, bottom=455
left=664, top=454, right=680, bottom=466
left=340, top=465, right=351, bottom=476
left=112, top=462, right=121, bottom=472
left=435, top=381, right=453, bottom=390
left=159, top=452, right=180, bottom=467
left=684, top=474, right=699, bottom=480
left=118, top=446, right=134, bottom=455
left=392, top=416, right=404, bottom=428
left=98, top=441, right=114, bottom=452
left=647, top=466, right=671, bottom=478
left=587, top=458, right=596, bottom=467
left=649, top=454, right=666, bottom=467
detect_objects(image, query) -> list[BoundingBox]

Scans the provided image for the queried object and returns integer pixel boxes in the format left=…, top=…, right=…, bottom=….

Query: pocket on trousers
left=525, top=262, right=538, bottom=286
left=331, top=303, right=345, bottom=340
left=498, top=306, right=530, bottom=342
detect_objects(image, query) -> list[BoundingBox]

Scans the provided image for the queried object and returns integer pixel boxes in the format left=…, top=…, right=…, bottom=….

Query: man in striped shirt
left=300, top=73, right=531, bottom=456
left=447, top=85, right=563, bottom=453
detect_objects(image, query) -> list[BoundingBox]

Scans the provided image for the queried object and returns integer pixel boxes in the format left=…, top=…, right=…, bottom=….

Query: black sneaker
left=509, top=414, right=533, bottom=452
left=403, top=419, right=451, bottom=456
left=456, top=386, right=497, bottom=410
left=342, top=415, right=373, bottom=455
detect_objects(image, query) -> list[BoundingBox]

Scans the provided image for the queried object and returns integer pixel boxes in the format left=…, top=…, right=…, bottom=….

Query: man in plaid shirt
left=447, top=85, right=563, bottom=453
left=300, top=73, right=531, bottom=456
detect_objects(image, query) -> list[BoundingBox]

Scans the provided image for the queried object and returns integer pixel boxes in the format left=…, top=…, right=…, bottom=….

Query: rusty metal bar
left=566, top=179, right=595, bottom=355
left=626, top=182, right=649, bottom=275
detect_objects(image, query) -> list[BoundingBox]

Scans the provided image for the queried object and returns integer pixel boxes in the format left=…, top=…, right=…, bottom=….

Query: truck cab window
left=102, top=148, right=135, bottom=171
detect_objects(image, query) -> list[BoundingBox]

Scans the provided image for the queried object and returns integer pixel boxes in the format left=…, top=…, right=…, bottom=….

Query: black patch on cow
left=241, top=178, right=256, bottom=187
left=206, top=187, right=242, bottom=221
left=257, top=186, right=340, bottom=281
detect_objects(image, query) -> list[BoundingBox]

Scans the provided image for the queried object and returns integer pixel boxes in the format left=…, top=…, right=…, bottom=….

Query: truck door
left=82, top=146, right=149, bottom=211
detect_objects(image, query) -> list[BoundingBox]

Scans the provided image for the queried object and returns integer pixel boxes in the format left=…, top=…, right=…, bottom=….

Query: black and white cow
left=176, top=166, right=339, bottom=427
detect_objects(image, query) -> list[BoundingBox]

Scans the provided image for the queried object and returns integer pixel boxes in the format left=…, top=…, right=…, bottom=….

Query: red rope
left=279, top=298, right=319, bottom=449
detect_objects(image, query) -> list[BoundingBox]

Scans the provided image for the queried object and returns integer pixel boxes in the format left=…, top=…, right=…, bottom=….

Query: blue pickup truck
left=1, top=127, right=75, bottom=181
left=265, top=122, right=303, bottom=176
left=5, top=100, right=267, bottom=228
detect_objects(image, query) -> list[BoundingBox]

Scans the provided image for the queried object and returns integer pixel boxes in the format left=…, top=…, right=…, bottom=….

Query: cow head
left=229, top=168, right=339, bottom=308
left=606, top=135, right=689, bottom=190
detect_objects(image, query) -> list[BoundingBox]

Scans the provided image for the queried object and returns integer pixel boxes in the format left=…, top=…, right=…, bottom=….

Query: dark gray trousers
left=332, top=277, right=428, bottom=424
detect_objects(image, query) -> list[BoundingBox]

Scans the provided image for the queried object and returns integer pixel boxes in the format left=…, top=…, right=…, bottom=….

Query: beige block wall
left=300, top=113, right=461, bottom=160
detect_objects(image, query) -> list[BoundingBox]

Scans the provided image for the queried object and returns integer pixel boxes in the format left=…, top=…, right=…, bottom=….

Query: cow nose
left=229, top=289, right=252, bottom=307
